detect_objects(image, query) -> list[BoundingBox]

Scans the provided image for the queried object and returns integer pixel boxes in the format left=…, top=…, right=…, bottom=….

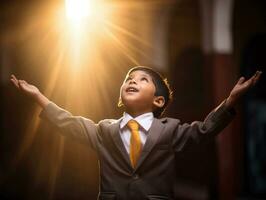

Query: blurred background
left=1, top=0, right=266, bottom=199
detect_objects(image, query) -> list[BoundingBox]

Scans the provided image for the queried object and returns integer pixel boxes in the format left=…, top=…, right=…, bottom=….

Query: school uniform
left=39, top=99, right=235, bottom=200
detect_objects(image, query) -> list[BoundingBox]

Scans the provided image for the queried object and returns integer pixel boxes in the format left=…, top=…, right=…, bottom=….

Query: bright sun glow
left=11, top=0, right=168, bottom=198
left=65, top=0, right=91, bottom=21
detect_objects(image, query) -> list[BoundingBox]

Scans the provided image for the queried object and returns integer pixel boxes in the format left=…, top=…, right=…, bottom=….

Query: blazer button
left=133, top=174, right=139, bottom=180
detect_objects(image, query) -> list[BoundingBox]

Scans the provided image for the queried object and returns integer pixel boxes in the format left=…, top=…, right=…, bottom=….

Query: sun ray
left=6, top=0, right=171, bottom=197
left=104, top=20, right=152, bottom=47
left=103, top=26, right=140, bottom=65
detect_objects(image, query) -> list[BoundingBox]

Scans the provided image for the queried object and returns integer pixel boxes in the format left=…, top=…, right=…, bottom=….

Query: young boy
left=10, top=66, right=261, bottom=200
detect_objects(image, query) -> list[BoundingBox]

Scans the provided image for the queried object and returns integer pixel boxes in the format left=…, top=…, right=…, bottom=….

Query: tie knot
left=127, top=120, right=139, bottom=132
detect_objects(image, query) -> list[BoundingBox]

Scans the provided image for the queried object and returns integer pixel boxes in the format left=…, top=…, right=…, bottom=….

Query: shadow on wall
left=241, top=33, right=266, bottom=197
left=168, top=47, right=218, bottom=200
left=168, top=47, right=207, bottom=120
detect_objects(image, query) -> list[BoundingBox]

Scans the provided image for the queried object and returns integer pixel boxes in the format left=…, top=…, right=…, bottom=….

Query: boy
left=10, top=66, right=261, bottom=200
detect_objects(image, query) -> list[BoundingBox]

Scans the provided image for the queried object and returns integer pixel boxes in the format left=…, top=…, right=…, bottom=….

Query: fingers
left=10, top=74, right=20, bottom=88
left=10, top=74, right=28, bottom=89
left=11, top=74, right=18, bottom=81
left=252, top=70, right=262, bottom=85
left=240, top=70, right=262, bottom=87
left=246, top=70, right=262, bottom=87
left=235, top=70, right=262, bottom=93
left=18, top=80, right=28, bottom=90
left=237, top=77, right=245, bottom=84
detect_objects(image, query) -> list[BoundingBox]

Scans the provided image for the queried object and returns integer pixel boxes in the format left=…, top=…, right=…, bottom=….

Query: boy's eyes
left=125, top=77, right=149, bottom=82
left=125, top=77, right=132, bottom=82
left=141, top=77, right=148, bottom=82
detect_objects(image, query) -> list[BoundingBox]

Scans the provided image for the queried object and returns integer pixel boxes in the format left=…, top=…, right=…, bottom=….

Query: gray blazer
left=39, top=100, right=235, bottom=200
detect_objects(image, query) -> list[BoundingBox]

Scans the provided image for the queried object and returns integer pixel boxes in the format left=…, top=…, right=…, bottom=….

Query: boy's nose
left=129, top=79, right=137, bottom=84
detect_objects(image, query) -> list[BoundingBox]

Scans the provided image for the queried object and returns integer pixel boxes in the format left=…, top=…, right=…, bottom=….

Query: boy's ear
left=153, top=96, right=165, bottom=108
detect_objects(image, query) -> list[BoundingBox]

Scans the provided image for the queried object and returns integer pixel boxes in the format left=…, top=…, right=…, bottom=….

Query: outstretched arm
left=225, top=70, right=262, bottom=109
left=10, top=74, right=101, bottom=149
left=173, top=70, right=262, bottom=151
left=10, top=74, right=50, bottom=108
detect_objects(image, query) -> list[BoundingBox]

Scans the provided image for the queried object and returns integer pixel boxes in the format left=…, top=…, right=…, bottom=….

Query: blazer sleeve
left=39, top=102, right=101, bottom=151
left=173, top=99, right=236, bottom=151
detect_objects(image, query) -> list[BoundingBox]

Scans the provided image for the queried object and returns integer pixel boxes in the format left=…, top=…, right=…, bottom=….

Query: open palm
left=10, top=74, right=40, bottom=97
left=229, top=71, right=262, bottom=100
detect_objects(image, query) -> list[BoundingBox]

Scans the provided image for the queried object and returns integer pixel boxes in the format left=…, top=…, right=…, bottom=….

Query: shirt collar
left=120, top=112, right=154, bottom=131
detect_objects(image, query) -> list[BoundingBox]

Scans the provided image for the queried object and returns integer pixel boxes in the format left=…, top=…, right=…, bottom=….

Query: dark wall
left=233, top=0, right=266, bottom=198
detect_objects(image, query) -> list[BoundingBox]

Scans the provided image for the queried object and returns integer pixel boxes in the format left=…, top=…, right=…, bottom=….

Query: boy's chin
left=121, top=98, right=143, bottom=109
left=122, top=100, right=138, bottom=107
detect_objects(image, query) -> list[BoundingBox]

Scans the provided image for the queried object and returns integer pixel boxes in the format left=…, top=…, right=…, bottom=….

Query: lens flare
left=65, top=0, right=92, bottom=21
left=7, top=0, right=171, bottom=198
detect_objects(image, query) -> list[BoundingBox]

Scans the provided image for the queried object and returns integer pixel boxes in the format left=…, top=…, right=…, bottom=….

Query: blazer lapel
left=109, top=121, right=132, bottom=169
left=134, top=118, right=165, bottom=171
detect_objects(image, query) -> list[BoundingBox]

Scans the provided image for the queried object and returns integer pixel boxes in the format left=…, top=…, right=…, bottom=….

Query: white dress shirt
left=119, top=112, right=154, bottom=154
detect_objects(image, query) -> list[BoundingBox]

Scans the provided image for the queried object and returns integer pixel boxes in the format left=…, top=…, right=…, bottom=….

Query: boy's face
left=120, top=70, right=163, bottom=114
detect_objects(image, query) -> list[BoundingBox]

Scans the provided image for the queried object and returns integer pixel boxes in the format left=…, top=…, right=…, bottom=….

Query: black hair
left=125, top=66, right=173, bottom=118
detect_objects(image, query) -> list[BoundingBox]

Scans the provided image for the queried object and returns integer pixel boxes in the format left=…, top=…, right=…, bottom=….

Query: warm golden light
left=65, top=0, right=91, bottom=21
left=9, top=1, right=169, bottom=198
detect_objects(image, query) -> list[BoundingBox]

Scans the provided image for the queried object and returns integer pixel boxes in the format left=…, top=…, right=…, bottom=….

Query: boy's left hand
left=225, top=70, right=262, bottom=108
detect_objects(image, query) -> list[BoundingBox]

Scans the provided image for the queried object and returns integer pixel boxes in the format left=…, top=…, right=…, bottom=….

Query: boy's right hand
left=10, top=74, right=40, bottom=98
left=10, top=74, right=50, bottom=108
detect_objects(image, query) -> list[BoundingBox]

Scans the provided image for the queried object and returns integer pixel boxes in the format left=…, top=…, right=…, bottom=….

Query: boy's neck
left=125, top=108, right=153, bottom=118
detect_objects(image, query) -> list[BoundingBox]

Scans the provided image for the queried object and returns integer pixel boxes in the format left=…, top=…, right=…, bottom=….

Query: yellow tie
left=127, top=120, right=142, bottom=168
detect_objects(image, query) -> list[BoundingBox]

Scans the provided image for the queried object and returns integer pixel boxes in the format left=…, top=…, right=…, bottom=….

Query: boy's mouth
left=125, top=86, right=139, bottom=93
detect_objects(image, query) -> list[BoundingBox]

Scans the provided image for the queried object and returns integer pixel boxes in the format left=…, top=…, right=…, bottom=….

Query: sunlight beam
left=65, top=0, right=92, bottom=21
